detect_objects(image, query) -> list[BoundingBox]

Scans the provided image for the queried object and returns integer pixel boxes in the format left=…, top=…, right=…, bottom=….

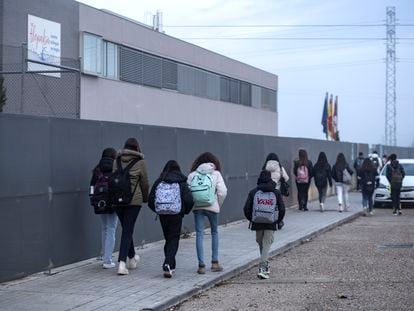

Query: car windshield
left=381, top=163, right=414, bottom=176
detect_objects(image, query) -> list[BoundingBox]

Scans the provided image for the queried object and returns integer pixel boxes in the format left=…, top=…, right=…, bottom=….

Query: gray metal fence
left=1, top=113, right=413, bottom=283
left=0, top=44, right=80, bottom=118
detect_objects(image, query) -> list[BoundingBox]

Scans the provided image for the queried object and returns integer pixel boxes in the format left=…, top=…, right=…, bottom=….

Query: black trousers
left=116, top=206, right=140, bottom=262
left=391, top=186, right=402, bottom=211
left=159, top=214, right=183, bottom=269
left=296, top=182, right=310, bottom=209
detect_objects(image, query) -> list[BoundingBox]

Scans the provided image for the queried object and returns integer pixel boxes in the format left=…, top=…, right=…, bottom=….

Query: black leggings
left=296, top=182, right=310, bottom=209
left=160, top=214, right=183, bottom=269
left=116, top=206, right=140, bottom=262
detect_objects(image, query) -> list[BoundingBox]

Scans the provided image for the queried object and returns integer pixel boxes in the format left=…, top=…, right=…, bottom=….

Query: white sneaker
left=369, top=211, right=374, bottom=216
left=257, top=267, right=269, bottom=279
left=117, top=261, right=129, bottom=275
left=103, top=262, right=116, bottom=269
left=320, top=203, right=324, bottom=212
left=339, top=204, right=343, bottom=212
left=127, top=254, right=140, bottom=269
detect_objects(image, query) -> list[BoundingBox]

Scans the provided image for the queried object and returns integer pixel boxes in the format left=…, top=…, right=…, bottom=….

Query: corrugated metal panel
left=143, top=54, right=162, bottom=88
left=162, top=59, right=177, bottom=90
left=119, top=47, right=143, bottom=84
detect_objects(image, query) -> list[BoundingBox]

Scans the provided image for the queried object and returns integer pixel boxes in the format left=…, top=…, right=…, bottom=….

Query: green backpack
left=190, top=171, right=216, bottom=207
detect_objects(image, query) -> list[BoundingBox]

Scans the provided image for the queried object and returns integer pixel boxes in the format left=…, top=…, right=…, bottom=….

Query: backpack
left=370, top=157, right=380, bottom=170
left=342, top=168, right=352, bottom=185
left=109, top=157, right=139, bottom=206
left=190, top=171, right=216, bottom=207
left=296, top=165, right=309, bottom=183
left=390, top=166, right=403, bottom=185
left=361, top=171, right=375, bottom=193
left=155, top=182, right=182, bottom=215
left=90, top=168, right=113, bottom=214
left=314, top=167, right=327, bottom=187
left=252, top=190, right=278, bottom=224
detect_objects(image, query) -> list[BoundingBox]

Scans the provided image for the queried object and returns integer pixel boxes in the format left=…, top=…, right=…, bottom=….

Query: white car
left=374, top=159, right=414, bottom=206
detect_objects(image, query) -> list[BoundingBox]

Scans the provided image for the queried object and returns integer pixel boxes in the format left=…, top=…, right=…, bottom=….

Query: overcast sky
left=78, top=0, right=414, bottom=147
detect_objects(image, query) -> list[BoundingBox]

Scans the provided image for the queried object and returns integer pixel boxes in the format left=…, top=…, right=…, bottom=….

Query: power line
left=165, top=24, right=414, bottom=28
left=181, top=37, right=389, bottom=40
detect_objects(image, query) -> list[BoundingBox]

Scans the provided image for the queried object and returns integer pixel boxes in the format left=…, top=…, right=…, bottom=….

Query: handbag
left=280, top=176, right=290, bottom=197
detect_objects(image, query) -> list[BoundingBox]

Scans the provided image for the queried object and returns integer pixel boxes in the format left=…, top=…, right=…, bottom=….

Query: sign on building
left=27, top=14, right=61, bottom=77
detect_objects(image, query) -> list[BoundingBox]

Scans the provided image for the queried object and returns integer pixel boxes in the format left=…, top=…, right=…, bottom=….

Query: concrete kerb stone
left=147, top=210, right=364, bottom=311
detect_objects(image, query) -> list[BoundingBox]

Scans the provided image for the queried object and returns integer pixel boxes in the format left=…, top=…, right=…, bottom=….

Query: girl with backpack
left=148, top=160, right=194, bottom=278
left=187, top=152, right=227, bottom=274
left=312, top=152, right=333, bottom=212
left=243, top=170, right=285, bottom=279
left=90, top=147, right=118, bottom=269
left=386, top=154, right=405, bottom=215
left=357, top=158, right=379, bottom=215
left=293, top=149, right=313, bottom=211
left=262, top=153, right=288, bottom=228
left=331, top=153, right=353, bottom=212
left=113, top=138, right=149, bottom=275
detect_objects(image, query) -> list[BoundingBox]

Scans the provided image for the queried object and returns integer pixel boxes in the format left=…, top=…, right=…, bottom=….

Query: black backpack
left=361, top=171, right=376, bottom=193
left=90, top=168, right=113, bottom=214
left=109, top=157, right=140, bottom=206
left=314, top=168, right=328, bottom=187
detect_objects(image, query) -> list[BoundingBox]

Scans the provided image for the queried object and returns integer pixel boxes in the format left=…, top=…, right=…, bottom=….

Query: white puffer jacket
left=265, top=160, right=290, bottom=190
left=187, top=162, right=227, bottom=213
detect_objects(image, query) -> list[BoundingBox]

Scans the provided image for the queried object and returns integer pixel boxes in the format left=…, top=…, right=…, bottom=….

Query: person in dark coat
left=293, top=149, right=313, bottom=211
left=243, top=170, right=285, bottom=279
left=357, top=158, right=379, bottom=215
left=385, top=154, right=405, bottom=215
left=353, top=152, right=365, bottom=190
left=312, top=152, right=333, bottom=212
left=331, top=153, right=353, bottom=212
left=90, top=147, right=118, bottom=269
left=148, top=160, right=194, bottom=278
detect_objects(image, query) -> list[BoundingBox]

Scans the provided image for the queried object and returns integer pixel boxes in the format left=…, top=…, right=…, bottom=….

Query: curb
left=148, top=211, right=364, bottom=311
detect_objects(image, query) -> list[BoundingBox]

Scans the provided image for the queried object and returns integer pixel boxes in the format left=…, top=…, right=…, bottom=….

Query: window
left=103, top=42, right=118, bottom=79
left=82, top=33, right=102, bottom=75
left=119, top=47, right=143, bottom=84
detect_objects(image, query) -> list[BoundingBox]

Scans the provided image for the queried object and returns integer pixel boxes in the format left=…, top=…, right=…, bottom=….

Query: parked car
left=374, top=159, right=414, bottom=206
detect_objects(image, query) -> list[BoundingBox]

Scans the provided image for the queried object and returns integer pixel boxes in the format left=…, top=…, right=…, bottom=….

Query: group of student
left=89, top=139, right=405, bottom=281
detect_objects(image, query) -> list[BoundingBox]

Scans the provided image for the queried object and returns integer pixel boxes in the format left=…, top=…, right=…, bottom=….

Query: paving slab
left=0, top=193, right=363, bottom=311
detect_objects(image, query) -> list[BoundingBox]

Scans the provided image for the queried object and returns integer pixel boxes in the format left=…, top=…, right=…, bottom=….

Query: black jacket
left=331, top=164, right=353, bottom=183
left=293, top=160, right=313, bottom=183
left=357, top=168, right=379, bottom=194
left=148, top=170, right=194, bottom=216
left=386, top=160, right=405, bottom=187
left=312, top=163, right=332, bottom=188
left=90, top=156, right=114, bottom=186
left=243, top=179, right=285, bottom=231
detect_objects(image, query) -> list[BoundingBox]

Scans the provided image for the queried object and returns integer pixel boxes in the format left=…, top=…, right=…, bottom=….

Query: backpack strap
left=117, top=157, right=141, bottom=200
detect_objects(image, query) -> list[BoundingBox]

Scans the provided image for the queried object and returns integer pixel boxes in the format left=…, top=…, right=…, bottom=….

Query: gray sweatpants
left=255, top=230, right=274, bottom=267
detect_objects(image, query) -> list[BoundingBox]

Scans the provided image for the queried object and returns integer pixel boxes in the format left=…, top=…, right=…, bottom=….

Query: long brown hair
left=298, top=149, right=308, bottom=166
left=335, top=152, right=347, bottom=171
left=191, top=152, right=222, bottom=172
left=124, top=137, right=141, bottom=152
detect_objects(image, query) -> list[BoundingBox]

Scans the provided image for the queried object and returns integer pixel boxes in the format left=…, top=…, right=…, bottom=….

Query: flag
left=333, top=95, right=339, bottom=141
left=321, top=92, right=328, bottom=139
left=327, top=94, right=334, bottom=140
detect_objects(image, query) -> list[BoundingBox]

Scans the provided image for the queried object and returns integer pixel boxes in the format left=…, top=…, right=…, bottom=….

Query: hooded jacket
left=264, top=160, right=289, bottom=190
left=386, top=160, right=405, bottom=187
left=187, top=163, right=227, bottom=213
left=148, top=170, right=194, bottom=216
left=243, top=174, right=285, bottom=231
left=112, top=149, right=149, bottom=207
left=90, top=156, right=114, bottom=186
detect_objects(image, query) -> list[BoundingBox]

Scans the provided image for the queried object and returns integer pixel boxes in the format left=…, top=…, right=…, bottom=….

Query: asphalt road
left=173, top=208, right=414, bottom=311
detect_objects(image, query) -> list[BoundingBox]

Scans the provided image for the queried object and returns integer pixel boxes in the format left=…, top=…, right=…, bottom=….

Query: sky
left=78, top=0, right=414, bottom=147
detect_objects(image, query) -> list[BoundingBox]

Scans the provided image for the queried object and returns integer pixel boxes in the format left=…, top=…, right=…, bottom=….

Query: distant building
left=0, top=0, right=278, bottom=136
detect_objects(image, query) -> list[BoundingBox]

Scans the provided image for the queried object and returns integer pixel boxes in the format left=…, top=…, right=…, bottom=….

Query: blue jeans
left=194, top=210, right=219, bottom=266
left=362, top=192, right=374, bottom=212
left=100, top=213, right=118, bottom=264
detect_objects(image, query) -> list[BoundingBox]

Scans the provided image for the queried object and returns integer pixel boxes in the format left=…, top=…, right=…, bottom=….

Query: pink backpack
left=296, top=165, right=309, bottom=183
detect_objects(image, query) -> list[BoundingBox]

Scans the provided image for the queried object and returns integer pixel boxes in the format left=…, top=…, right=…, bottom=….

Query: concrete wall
left=6, top=114, right=410, bottom=282
left=80, top=77, right=278, bottom=136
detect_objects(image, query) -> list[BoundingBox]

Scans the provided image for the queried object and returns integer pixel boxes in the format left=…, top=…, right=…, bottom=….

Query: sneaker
left=398, top=210, right=402, bottom=215
left=163, top=264, right=175, bottom=278
left=126, top=254, right=140, bottom=269
left=197, top=265, right=206, bottom=274
left=102, top=262, right=116, bottom=269
left=393, top=210, right=398, bottom=215
left=257, top=267, right=269, bottom=279
left=369, top=211, right=374, bottom=216
left=117, top=261, right=129, bottom=275
left=211, top=262, right=223, bottom=272
left=303, top=207, right=309, bottom=211
left=320, top=203, right=324, bottom=212
left=339, top=204, right=343, bottom=212
left=264, top=262, right=270, bottom=275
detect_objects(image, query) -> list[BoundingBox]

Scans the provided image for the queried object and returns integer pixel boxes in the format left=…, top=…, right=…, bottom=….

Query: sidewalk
left=0, top=193, right=363, bottom=311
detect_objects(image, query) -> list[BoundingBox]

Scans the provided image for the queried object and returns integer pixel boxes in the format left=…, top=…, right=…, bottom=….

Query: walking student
left=312, top=151, right=333, bottom=212
left=188, top=152, right=227, bottom=274
left=112, top=138, right=149, bottom=275
left=386, top=154, right=405, bottom=215
left=90, top=147, right=118, bottom=269
left=148, top=160, right=194, bottom=278
left=293, top=149, right=313, bottom=211
left=357, top=158, right=379, bottom=215
left=353, top=152, right=364, bottom=190
left=262, top=153, right=288, bottom=228
left=243, top=170, right=285, bottom=279
left=331, top=153, right=353, bottom=212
